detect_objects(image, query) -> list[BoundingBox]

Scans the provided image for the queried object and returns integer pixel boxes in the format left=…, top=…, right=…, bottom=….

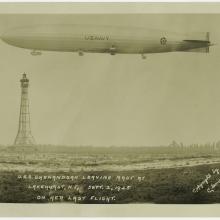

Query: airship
left=1, top=24, right=212, bottom=59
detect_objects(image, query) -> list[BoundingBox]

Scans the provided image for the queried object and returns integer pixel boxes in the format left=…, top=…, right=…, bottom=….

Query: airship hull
left=1, top=25, right=211, bottom=55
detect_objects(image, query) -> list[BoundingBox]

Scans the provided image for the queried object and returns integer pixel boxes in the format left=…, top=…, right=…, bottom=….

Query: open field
left=0, top=145, right=219, bottom=172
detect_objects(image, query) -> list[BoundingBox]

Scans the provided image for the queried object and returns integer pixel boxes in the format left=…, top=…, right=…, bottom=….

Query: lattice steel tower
left=14, top=73, right=35, bottom=146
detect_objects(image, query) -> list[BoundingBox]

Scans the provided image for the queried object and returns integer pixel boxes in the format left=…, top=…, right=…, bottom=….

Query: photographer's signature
left=192, top=168, right=220, bottom=193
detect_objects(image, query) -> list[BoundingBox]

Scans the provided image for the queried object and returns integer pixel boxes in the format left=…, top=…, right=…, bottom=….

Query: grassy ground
left=0, top=163, right=219, bottom=204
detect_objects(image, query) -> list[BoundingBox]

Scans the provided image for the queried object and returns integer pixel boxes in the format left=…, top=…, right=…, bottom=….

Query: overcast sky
left=0, top=13, right=220, bottom=146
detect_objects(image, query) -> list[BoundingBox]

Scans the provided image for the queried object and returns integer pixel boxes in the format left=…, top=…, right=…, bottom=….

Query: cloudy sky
left=0, top=12, right=220, bottom=146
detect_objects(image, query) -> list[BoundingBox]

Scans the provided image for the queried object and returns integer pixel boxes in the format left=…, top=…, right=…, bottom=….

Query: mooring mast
left=14, top=73, right=35, bottom=146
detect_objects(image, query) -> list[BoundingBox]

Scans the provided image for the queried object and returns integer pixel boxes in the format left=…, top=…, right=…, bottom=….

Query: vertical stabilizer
left=206, top=32, right=210, bottom=42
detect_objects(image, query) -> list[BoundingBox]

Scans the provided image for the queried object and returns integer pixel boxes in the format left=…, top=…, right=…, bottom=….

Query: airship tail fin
left=183, top=32, right=211, bottom=53
left=206, top=32, right=210, bottom=42
left=184, top=47, right=209, bottom=53
left=184, top=32, right=210, bottom=42
left=206, top=46, right=209, bottom=53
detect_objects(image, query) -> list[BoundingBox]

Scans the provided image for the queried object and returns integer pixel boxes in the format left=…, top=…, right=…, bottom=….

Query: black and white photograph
left=0, top=2, right=220, bottom=216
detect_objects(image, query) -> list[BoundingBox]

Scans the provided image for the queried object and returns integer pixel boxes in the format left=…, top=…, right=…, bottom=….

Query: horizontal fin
left=183, top=40, right=210, bottom=43
left=183, top=32, right=210, bottom=42
left=184, top=47, right=209, bottom=53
